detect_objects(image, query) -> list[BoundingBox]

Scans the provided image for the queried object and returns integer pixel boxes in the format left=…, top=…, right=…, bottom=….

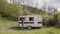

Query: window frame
left=29, top=17, right=34, bottom=21
left=20, top=17, right=25, bottom=21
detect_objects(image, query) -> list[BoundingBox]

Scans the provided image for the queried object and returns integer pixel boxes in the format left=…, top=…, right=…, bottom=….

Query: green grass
left=0, top=19, right=60, bottom=34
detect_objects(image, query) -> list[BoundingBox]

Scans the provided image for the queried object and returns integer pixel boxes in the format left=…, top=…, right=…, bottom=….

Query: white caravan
left=18, top=15, right=43, bottom=28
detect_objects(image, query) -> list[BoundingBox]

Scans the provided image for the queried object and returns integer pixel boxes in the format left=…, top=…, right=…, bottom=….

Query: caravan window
left=38, top=22, right=42, bottom=24
left=20, top=17, right=25, bottom=21
left=29, top=17, right=34, bottom=21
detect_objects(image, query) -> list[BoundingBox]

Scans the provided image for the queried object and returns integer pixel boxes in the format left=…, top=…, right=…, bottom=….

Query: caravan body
left=18, top=15, right=43, bottom=27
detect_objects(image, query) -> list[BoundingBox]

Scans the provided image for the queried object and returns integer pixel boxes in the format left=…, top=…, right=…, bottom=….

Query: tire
left=27, top=26, right=32, bottom=30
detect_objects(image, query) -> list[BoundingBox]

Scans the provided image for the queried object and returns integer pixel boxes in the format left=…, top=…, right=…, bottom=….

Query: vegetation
left=0, top=0, right=60, bottom=27
left=0, top=0, right=23, bottom=21
left=42, top=12, right=60, bottom=27
left=0, top=0, right=60, bottom=34
left=0, top=19, right=60, bottom=34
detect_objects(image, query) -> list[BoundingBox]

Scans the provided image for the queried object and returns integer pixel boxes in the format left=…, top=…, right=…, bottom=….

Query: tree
left=0, top=0, right=24, bottom=21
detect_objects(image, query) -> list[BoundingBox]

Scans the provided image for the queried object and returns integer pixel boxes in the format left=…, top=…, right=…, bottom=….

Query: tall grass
left=0, top=18, right=60, bottom=34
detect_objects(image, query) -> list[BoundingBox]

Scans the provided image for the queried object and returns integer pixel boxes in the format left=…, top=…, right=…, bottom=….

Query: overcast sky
left=19, top=0, right=60, bottom=11
left=43, top=0, right=60, bottom=11
left=44, top=0, right=60, bottom=11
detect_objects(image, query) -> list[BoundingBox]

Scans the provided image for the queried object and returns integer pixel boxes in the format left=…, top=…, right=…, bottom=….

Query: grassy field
left=0, top=19, right=60, bottom=34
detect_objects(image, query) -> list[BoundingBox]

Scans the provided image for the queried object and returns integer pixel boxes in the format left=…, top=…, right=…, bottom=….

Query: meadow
left=0, top=19, right=60, bottom=34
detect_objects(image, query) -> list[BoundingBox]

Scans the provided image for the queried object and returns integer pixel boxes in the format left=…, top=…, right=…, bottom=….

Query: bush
left=43, top=12, right=60, bottom=27
left=0, top=0, right=24, bottom=21
left=43, top=14, right=54, bottom=26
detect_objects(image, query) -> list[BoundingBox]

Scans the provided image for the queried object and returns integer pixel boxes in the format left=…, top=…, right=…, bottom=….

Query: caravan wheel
left=27, top=26, right=32, bottom=29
